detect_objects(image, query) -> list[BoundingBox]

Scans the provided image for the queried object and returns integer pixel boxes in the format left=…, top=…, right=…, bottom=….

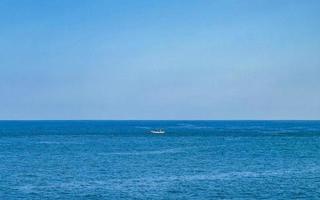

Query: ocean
left=0, top=120, right=320, bottom=199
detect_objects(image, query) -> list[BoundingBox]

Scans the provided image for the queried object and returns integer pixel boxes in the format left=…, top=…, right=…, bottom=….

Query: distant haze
left=1, top=0, right=319, bottom=120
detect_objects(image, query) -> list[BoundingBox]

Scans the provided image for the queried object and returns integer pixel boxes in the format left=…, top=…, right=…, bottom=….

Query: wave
left=37, top=141, right=84, bottom=145
left=99, top=148, right=185, bottom=156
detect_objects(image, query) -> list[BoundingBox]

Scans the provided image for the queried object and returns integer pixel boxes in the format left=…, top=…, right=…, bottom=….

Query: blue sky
left=0, top=0, right=320, bottom=119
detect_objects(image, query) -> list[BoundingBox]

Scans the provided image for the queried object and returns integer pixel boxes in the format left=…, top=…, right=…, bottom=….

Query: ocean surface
left=0, top=120, right=320, bottom=200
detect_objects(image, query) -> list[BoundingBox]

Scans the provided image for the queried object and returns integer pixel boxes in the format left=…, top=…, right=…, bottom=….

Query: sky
left=0, top=0, right=320, bottom=120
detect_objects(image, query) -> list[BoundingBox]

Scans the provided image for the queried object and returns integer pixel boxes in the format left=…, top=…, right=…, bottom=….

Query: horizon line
left=0, top=119, right=319, bottom=121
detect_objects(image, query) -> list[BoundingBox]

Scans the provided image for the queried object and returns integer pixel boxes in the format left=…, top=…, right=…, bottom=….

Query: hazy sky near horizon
left=1, top=0, right=320, bottom=119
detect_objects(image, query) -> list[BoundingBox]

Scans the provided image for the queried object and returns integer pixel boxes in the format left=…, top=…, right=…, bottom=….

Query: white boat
left=150, top=129, right=165, bottom=134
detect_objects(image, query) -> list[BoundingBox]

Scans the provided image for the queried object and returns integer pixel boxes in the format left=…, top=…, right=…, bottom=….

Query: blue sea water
left=0, top=120, right=320, bottom=199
